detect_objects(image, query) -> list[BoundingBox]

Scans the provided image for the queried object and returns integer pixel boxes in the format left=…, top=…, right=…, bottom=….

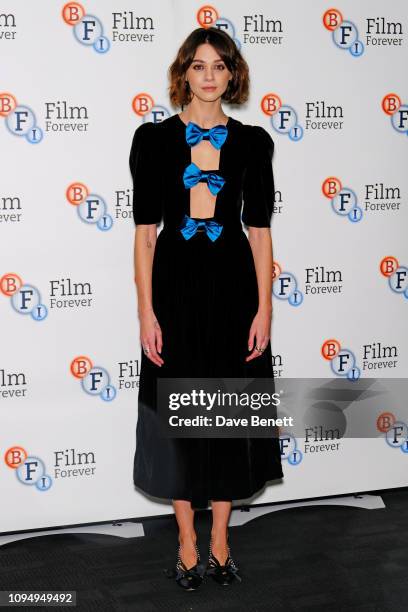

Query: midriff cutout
left=189, top=139, right=221, bottom=218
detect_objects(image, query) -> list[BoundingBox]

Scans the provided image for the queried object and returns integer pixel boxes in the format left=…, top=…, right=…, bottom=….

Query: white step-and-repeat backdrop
left=1, top=1, right=407, bottom=532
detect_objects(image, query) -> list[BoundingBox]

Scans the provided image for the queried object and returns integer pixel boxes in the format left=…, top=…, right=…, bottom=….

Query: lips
left=202, top=86, right=216, bottom=90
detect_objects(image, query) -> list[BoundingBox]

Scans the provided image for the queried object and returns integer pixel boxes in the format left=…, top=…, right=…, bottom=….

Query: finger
left=141, top=338, right=153, bottom=363
left=155, top=327, right=164, bottom=357
left=147, top=335, right=162, bottom=366
left=154, top=329, right=164, bottom=364
left=142, top=336, right=162, bottom=367
left=245, top=347, right=261, bottom=362
left=258, top=335, right=269, bottom=351
left=149, top=349, right=162, bottom=367
left=245, top=333, right=268, bottom=362
left=247, top=327, right=255, bottom=352
left=153, top=319, right=163, bottom=354
left=245, top=330, right=261, bottom=361
left=246, top=342, right=264, bottom=360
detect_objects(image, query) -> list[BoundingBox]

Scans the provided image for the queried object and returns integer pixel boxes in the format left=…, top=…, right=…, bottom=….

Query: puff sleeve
left=241, top=125, right=275, bottom=228
left=129, top=122, right=163, bottom=225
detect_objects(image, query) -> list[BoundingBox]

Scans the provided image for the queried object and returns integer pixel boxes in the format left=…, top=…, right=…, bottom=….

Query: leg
left=210, top=500, right=232, bottom=564
left=172, top=499, right=198, bottom=569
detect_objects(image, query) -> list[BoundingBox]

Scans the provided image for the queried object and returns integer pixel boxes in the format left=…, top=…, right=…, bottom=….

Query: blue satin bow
left=183, top=162, right=225, bottom=195
left=180, top=214, right=223, bottom=241
left=185, top=121, right=228, bottom=149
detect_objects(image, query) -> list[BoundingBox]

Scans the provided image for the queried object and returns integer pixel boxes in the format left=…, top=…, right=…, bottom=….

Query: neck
left=179, top=105, right=228, bottom=128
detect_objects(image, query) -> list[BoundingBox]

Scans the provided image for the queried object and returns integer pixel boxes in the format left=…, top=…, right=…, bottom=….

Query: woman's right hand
left=139, top=307, right=164, bottom=367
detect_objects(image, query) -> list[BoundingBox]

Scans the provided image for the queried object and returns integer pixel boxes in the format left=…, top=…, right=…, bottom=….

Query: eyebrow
left=191, top=59, right=225, bottom=63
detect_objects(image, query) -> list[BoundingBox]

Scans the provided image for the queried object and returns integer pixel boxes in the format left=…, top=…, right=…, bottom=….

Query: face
left=185, top=43, right=232, bottom=101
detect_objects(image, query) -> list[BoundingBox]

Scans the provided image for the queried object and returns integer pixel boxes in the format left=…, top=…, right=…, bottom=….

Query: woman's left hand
left=245, top=307, right=272, bottom=362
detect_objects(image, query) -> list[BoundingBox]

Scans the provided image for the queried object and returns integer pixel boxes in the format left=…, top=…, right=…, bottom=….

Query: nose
left=204, top=67, right=216, bottom=80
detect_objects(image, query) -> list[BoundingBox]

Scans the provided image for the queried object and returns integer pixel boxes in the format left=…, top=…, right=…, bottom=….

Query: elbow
left=135, top=223, right=158, bottom=240
left=247, top=226, right=271, bottom=242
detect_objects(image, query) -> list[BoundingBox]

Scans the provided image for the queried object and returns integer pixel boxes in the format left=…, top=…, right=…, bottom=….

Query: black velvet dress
left=129, top=113, right=284, bottom=510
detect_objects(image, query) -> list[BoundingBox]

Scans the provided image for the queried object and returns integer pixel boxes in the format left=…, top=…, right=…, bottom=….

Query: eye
left=215, top=64, right=225, bottom=70
left=192, top=65, right=204, bottom=70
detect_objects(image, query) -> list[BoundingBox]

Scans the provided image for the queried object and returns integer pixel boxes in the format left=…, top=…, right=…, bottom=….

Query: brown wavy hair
left=168, top=27, right=249, bottom=108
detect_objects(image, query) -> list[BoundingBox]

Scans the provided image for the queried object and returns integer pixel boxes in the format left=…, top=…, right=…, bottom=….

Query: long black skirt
left=134, top=222, right=284, bottom=510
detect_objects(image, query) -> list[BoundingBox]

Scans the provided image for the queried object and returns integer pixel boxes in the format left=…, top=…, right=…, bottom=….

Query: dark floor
left=0, top=488, right=407, bottom=611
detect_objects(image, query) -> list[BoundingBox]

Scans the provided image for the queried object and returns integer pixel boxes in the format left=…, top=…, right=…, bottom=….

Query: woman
left=130, top=27, right=283, bottom=591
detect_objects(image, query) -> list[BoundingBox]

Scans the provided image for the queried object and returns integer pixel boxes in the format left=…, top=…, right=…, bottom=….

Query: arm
left=134, top=224, right=163, bottom=366
left=241, top=125, right=276, bottom=362
left=129, top=122, right=164, bottom=367
left=247, top=227, right=273, bottom=312
left=245, top=227, right=273, bottom=361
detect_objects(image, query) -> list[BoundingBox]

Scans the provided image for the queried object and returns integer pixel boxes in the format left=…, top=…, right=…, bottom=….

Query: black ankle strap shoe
left=163, top=542, right=205, bottom=591
left=206, top=535, right=242, bottom=585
